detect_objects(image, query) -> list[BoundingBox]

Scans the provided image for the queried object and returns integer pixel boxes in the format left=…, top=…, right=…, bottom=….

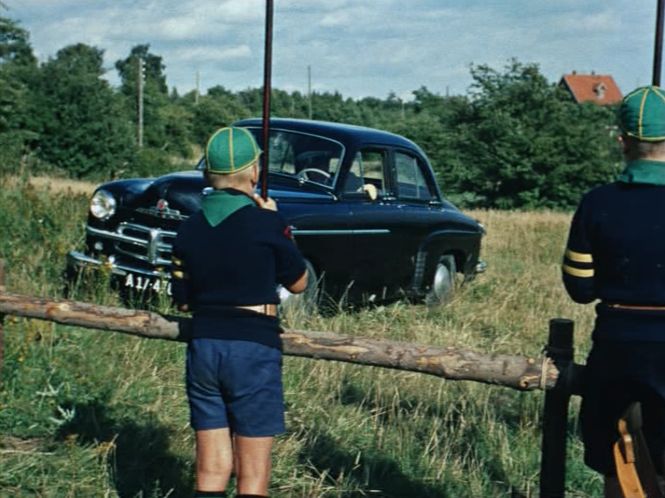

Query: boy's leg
left=234, top=435, right=274, bottom=495
left=196, top=428, right=234, bottom=492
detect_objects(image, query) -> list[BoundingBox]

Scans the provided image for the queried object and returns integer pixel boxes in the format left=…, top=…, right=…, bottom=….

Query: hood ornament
left=135, top=198, right=187, bottom=221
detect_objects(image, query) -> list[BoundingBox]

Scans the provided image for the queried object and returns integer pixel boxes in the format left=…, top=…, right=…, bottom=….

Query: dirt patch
left=5, top=176, right=95, bottom=196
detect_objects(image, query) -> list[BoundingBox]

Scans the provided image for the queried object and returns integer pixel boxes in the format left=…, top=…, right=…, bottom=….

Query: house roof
left=559, top=73, right=623, bottom=105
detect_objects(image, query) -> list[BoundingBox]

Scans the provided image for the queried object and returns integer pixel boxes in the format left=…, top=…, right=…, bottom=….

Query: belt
left=608, top=303, right=665, bottom=311
left=235, top=304, right=278, bottom=317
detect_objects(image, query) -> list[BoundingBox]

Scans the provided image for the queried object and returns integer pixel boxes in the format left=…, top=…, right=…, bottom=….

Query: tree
left=115, top=44, right=169, bottom=149
left=0, top=16, right=36, bottom=66
left=440, top=60, right=620, bottom=209
left=190, top=88, right=249, bottom=146
left=0, top=16, right=39, bottom=173
left=35, top=43, right=134, bottom=178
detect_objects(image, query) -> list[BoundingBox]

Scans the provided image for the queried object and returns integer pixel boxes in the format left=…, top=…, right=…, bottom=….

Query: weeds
left=0, top=184, right=600, bottom=496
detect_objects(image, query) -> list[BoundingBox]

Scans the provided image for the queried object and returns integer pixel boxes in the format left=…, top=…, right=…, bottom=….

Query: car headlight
left=90, top=190, right=117, bottom=220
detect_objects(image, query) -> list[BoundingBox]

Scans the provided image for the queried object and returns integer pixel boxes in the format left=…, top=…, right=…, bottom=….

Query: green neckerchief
left=201, top=189, right=255, bottom=227
left=618, top=159, right=665, bottom=186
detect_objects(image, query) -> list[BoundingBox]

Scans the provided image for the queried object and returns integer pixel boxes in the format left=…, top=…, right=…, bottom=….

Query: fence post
left=540, top=318, right=575, bottom=498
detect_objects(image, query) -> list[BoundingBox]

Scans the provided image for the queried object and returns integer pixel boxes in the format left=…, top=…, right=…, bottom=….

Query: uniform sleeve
left=562, top=197, right=596, bottom=304
left=271, top=215, right=307, bottom=287
left=171, top=231, right=191, bottom=308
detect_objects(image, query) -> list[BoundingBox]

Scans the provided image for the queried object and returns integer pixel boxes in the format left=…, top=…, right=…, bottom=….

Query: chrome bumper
left=475, top=260, right=488, bottom=274
left=66, top=250, right=169, bottom=279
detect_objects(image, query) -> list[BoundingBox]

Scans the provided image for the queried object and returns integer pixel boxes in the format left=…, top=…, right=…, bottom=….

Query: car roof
left=233, top=117, right=425, bottom=154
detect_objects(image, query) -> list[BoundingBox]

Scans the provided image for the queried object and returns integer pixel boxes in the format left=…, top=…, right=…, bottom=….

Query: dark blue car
left=67, top=118, right=486, bottom=308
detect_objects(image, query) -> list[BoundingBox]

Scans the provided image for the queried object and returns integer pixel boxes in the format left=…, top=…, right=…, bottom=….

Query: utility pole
left=195, top=70, right=200, bottom=105
left=137, top=57, right=144, bottom=148
left=307, top=65, right=313, bottom=119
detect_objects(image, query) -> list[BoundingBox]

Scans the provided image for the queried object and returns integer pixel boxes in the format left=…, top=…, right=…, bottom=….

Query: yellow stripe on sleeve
left=172, top=270, right=188, bottom=279
left=172, top=256, right=183, bottom=267
left=565, top=249, right=593, bottom=263
left=562, top=264, right=594, bottom=278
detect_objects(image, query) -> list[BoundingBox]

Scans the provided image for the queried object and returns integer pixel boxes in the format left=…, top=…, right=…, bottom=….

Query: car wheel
left=279, top=259, right=319, bottom=315
left=425, top=255, right=457, bottom=307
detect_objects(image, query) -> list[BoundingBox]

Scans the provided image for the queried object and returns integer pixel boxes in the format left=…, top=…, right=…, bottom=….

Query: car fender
left=411, top=228, right=481, bottom=293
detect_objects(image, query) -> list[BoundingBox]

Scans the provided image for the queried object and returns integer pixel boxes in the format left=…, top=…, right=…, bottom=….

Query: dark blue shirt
left=562, top=181, right=665, bottom=341
left=172, top=201, right=306, bottom=348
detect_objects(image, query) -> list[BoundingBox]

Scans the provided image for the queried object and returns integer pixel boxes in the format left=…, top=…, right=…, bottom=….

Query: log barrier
left=0, top=260, right=585, bottom=497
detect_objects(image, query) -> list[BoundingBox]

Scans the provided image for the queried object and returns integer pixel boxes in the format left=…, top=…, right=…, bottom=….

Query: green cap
left=205, top=127, right=261, bottom=174
left=619, top=86, right=665, bottom=141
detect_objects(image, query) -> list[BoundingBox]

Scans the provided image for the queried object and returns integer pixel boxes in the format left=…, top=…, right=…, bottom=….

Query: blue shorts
left=186, top=338, right=285, bottom=436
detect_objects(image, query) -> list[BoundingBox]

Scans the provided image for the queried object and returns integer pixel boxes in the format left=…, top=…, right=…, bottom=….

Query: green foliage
left=0, top=18, right=629, bottom=209
left=33, top=43, right=135, bottom=179
left=0, top=16, right=36, bottom=66
left=0, top=186, right=603, bottom=496
left=438, top=61, right=622, bottom=209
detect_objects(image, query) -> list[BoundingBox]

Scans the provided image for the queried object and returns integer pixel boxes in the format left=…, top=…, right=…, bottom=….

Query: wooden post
left=540, top=318, right=575, bottom=498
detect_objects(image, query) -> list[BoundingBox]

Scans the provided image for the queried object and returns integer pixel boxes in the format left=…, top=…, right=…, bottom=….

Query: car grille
left=88, top=222, right=177, bottom=266
left=116, top=223, right=176, bottom=266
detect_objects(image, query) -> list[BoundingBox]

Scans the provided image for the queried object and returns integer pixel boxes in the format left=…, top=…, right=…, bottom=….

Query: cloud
left=4, top=0, right=659, bottom=98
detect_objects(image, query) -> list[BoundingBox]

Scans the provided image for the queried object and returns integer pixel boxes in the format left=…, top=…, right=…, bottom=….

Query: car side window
left=343, top=149, right=387, bottom=196
left=394, top=152, right=434, bottom=201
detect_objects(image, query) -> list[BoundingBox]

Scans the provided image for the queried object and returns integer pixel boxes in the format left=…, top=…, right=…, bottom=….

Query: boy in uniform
left=171, top=127, right=308, bottom=498
left=562, top=86, right=665, bottom=497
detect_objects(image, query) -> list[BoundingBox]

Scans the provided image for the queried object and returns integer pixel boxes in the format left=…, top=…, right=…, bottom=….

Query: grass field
left=0, top=175, right=601, bottom=497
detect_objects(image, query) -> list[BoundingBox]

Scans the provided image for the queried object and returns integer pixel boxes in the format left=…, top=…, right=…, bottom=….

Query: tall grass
left=0, top=177, right=600, bottom=497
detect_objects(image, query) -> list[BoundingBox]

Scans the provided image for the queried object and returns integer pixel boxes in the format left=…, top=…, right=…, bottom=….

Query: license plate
left=123, top=273, right=172, bottom=296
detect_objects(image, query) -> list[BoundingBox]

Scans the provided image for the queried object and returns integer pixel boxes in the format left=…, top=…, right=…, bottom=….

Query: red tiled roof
left=559, top=73, right=623, bottom=105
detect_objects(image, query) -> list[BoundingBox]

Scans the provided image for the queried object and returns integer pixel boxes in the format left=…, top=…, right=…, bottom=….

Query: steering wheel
left=297, top=168, right=331, bottom=182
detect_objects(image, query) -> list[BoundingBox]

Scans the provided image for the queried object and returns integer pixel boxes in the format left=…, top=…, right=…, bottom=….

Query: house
left=559, top=72, right=623, bottom=105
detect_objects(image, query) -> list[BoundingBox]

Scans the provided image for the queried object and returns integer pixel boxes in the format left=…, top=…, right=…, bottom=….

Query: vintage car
left=66, top=118, right=486, bottom=308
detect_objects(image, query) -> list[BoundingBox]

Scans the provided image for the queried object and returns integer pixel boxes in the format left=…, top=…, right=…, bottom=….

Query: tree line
left=0, top=15, right=621, bottom=210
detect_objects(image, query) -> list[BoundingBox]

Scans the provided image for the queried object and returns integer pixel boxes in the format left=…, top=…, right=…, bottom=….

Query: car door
left=337, top=146, right=402, bottom=297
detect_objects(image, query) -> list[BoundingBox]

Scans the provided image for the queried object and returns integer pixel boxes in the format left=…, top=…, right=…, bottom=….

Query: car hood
left=133, top=170, right=335, bottom=215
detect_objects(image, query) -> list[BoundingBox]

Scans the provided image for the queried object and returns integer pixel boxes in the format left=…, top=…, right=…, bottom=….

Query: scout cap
left=205, top=127, right=261, bottom=174
left=619, top=86, right=665, bottom=141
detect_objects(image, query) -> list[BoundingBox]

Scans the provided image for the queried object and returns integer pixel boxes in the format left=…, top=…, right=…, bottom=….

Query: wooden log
left=0, top=291, right=560, bottom=391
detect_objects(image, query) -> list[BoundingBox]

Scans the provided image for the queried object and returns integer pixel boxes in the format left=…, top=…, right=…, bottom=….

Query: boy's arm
left=562, top=198, right=596, bottom=304
left=286, top=269, right=308, bottom=294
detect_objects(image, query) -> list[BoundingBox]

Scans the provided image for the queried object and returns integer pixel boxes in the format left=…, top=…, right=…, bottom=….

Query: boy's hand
left=254, top=194, right=277, bottom=211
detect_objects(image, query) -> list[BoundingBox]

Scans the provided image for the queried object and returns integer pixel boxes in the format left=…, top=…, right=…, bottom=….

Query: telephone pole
left=137, top=57, right=144, bottom=148
left=307, top=65, right=313, bottom=119
left=195, top=70, right=200, bottom=105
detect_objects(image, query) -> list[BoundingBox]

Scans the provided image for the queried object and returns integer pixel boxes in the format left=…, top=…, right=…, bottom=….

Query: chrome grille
left=116, top=223, right=176, bottom=265
left=87, top=223, right=176, bottom=266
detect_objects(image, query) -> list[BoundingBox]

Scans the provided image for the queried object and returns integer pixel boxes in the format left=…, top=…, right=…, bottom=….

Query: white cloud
left=3, top=0, right=659, bottom=98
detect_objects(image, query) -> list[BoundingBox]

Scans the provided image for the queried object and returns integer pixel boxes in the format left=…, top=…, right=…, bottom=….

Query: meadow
left=0, top=175, right=600, bottom=497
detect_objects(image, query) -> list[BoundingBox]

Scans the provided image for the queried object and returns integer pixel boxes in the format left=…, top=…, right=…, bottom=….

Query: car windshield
left=248, top=128, right=344, bottom=187
left=195, top=128, right=344, bottom=188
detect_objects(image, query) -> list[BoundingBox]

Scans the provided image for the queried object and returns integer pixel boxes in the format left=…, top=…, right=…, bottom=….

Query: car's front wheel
left=425, top=255, right=457, bottom=307
left=279, top=259, right=319, bottom=315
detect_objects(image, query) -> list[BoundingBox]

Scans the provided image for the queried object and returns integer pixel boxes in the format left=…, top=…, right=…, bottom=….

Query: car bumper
left=475, top=260, right=488, bottom=274
left=67, top=250, right=169, bottom=279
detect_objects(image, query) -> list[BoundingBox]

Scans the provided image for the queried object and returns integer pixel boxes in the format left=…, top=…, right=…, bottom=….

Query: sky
left=2, top=0, right=659, bottom=101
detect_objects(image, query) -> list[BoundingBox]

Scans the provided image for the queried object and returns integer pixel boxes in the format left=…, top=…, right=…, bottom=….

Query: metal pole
left=260, top=0, right=274, bottom=201
left=654, top=0, right=665, bottom=86
left=540, top=318, right=575, bottom=498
